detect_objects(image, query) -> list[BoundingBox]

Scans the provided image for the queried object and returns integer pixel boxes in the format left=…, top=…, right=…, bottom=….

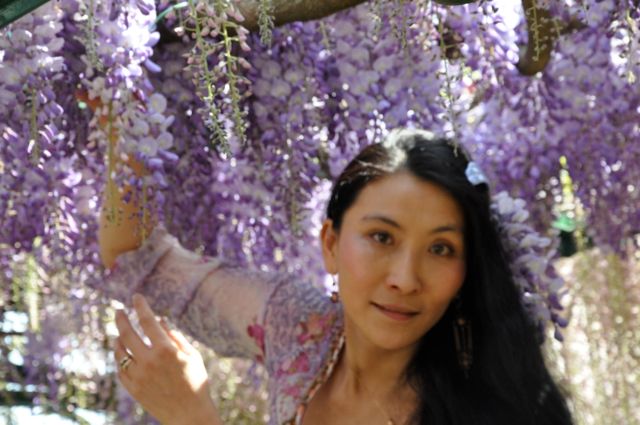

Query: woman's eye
left=371, top=232, right=392, bottom=245
left=430, top=243, right=454, bottom=256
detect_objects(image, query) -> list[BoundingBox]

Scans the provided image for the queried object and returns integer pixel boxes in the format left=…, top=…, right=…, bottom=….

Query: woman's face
left=321, top=171, right=466, bottom=351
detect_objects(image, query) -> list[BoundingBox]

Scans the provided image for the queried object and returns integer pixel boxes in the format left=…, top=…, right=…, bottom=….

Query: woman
left=104, top=129, right=574, bottom=425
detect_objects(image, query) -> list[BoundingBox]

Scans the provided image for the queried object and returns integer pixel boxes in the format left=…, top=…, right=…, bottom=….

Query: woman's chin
left=364, top=329, right=422, bottom=353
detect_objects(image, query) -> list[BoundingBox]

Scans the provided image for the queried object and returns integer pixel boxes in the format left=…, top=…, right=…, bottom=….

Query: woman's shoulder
left=261, top=275, right=343, bottom=423
left=262, top=273, right=341, bottom=356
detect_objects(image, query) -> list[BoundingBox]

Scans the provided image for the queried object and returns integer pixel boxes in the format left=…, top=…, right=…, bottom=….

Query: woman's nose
left=386, top=250, right=421, bottom=293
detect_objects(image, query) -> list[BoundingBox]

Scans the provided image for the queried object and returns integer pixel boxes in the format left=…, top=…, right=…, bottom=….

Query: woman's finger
left=115, top=309, right=148, bottom=357
left=114, top=337, right=136, bottom=372
left=115, top=355, right=136, bottom=396
left=160, top=318, right=194, bottom=354
left=132, top=294, right=173, bottom=349
left=113, top=337, right=128, bottom=362
left=113, top=337, right=139, bottom=395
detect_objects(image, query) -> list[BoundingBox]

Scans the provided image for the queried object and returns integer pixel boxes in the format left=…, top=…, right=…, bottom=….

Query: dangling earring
left=453, top=296, right=473, bottom=378
left=330, top=275, right=339, bottom=303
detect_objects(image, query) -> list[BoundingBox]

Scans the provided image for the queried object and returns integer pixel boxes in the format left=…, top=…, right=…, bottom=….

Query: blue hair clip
left=465, top=161, right=488, bottom=186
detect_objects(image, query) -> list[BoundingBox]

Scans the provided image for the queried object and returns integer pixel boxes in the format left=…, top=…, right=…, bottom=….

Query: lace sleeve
left=102, top=226, right=282, bottom=361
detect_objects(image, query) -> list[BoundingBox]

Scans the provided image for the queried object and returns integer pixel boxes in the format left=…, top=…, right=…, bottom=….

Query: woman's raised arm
left=77, top=90, right=156, bottom=269
left=98, top=148, right=155, bottom=270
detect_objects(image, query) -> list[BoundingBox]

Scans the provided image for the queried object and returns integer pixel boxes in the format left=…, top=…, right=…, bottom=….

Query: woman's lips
left=372, top=303, right=419, bottom=321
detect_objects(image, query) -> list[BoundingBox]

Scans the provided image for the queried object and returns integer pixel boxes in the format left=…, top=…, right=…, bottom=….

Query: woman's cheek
left=339, top=235, right=378, bottom=282
left=453, top=258, right=466, bottom=284
left=422, top=258, right=464, bottom=298
left=441, top=258, right=466, bottom=295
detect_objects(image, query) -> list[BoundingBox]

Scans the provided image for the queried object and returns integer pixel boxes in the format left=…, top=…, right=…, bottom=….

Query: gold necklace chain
left=356, top=376, right=397, bottom=425
left=371, top=397, right=396, bottom=425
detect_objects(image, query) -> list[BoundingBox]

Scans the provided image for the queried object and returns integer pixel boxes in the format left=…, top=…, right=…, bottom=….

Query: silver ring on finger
left=119, top=353, right=134, bottom=372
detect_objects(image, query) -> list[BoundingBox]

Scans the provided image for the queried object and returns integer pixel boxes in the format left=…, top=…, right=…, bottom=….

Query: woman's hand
left=114, top=294, right=222, bottom=425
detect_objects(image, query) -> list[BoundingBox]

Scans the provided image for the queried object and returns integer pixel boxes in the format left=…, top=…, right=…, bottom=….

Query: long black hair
left=326, top=129, right=573, bottom=425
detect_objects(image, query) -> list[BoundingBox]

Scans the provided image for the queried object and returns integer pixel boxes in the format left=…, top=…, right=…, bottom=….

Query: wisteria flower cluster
left=461, top=0, right=640, bottom=250
left=491, top=192, right=567, bottom=341
left=77, top=0, right=177, bottom=228
left=182, top=0, right=252, bottom=152
left=0, top=3, right=68, bottom=253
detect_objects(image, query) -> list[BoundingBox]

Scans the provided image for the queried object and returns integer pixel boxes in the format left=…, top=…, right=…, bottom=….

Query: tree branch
left=517, top=0, right=588, bottom=76
left=0, top=330, right=25, bottom=337
left=235, top=0, right=368, bottom=31
left=517, top=0, right=555, bottom=76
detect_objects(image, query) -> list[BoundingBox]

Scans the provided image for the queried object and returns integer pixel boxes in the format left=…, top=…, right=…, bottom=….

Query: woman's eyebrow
left=362, top=214, right=403, bottom=229
left=428, top=224, right=463, bottom=235
left=361, top=214, right=462, bottom=235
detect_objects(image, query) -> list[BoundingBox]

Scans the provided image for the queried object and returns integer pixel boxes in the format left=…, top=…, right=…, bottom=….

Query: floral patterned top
left=103, top=226, right=345, bottom=425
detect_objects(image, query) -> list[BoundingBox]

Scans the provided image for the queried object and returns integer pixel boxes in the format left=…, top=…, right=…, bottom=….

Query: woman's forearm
left=98, top=172, right=155, bottom=269
left=173, top=397, right=224, bottom=425
left=93, top=99, right=155, bottom=269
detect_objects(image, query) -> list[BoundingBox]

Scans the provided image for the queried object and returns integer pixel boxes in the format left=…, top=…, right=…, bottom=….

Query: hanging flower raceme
left=0, top=3, right=68, bottom=252
left=181, top=0, right=252, bottom=153
left=319, top=1, right=448, bottom=177
left=77, top=0, right=177, bottom=230
left=491, top=192, right=568, bottom=341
